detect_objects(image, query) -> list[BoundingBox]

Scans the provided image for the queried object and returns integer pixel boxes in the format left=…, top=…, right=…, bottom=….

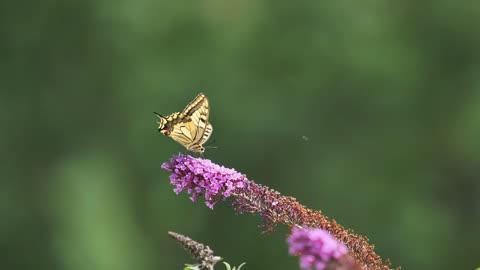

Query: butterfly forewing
left=183, top=93, right=209, bottom=118
left=169, top=122, right=195, bottom=145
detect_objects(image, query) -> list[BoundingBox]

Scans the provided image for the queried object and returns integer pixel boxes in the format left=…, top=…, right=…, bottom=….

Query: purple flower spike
left=162, top=154, right=395, bottom=270
left=162, top=154, right=249, bottom=208
left=288, top=227, right=349, bottom=270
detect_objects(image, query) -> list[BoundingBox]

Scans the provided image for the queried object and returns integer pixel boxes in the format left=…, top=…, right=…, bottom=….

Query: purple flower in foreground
left=162, top=154, right=249, bottom=208
left=288, top=227, right=348, bottom=270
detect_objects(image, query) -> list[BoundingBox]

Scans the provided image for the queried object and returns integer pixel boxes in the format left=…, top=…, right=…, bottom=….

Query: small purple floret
left=288, top=227, right=348, bottom=270
left=162, top=154, right=249, bottom=208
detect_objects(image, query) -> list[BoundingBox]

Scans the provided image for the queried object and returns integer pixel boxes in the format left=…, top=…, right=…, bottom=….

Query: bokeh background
left=1, top=1, right=479, bottom=270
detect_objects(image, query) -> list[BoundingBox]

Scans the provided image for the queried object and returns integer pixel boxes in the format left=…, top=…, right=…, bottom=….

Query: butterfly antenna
left=153, top=112, right=163, bottom=117
left=205, top=139, right=218, bottom=149
left=205, top=139, right=216, bottom=147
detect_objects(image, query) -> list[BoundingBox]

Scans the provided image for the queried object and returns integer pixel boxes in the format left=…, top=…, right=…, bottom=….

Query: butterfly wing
left=168, top=93, right=212, bottom=153
left=199, top=123, right=213, bottom=146
left=169, top=120, right=197, bottom=147
left=183, top=93, right=209, bottom=119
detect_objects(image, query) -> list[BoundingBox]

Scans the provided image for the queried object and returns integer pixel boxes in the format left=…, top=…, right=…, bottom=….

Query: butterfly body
left=156, top=93, right=212, bottom=153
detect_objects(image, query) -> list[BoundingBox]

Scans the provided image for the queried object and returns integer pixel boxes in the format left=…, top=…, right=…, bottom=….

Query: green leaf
left=223, top=262, right=232, bottom=270
left=184, top=264, right=200, bottom=270
left=237, top=262, right=246, bottom=270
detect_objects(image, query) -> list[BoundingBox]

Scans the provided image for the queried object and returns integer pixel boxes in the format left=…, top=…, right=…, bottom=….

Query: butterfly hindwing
left=199, top=123, right=213, bottom=146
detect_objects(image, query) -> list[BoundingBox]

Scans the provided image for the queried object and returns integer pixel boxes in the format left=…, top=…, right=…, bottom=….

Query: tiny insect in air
left=155, top=93, right=213, bottom=154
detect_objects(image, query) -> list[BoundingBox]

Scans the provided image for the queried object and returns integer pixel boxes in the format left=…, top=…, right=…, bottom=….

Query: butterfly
left=155, top=93, right=213, bottom=153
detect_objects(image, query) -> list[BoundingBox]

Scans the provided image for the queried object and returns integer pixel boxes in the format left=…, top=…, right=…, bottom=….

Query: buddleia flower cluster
left=162, top=154, right=398, bottom=270
left=161, top=154, right=247, bottom=208
left=288, top=227, right=360, bottom=270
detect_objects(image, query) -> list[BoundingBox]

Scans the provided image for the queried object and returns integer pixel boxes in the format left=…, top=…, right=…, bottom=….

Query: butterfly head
left=154, top=112, right=170, bottom=136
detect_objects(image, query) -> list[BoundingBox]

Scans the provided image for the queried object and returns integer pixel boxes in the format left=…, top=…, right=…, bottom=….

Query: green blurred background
left=1, top=1, right=479, bottom=269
